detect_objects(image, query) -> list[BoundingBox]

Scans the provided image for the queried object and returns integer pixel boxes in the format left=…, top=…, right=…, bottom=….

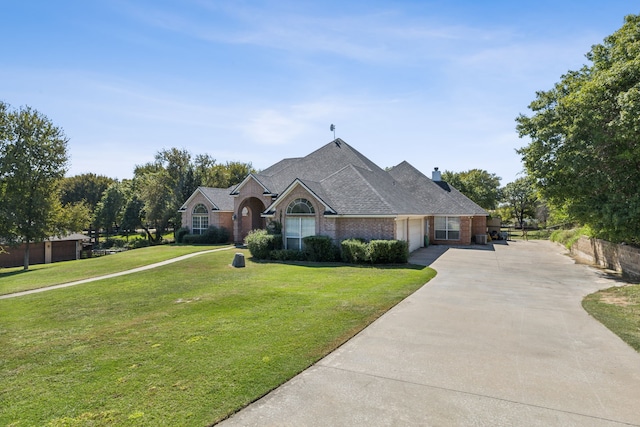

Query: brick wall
left=471, top=216, right=487, bottom=237
left=334, top=217, right=396, bottom=242
left=571, top=237, right=640, bottom=281
left=180, top=192, right=234, bottom=242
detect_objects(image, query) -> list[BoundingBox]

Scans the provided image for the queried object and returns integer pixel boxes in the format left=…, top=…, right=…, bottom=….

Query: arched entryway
left=237, top=197, right=266, bottom=243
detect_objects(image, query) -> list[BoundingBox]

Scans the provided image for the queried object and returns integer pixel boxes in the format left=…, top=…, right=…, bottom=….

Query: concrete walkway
left=0, top=246, right=235, bottom=300
left=218, top=240, right=640, bottom=426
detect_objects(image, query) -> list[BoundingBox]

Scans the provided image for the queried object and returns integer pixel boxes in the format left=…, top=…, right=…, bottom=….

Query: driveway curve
left=218, top=240, right=640, bottom=426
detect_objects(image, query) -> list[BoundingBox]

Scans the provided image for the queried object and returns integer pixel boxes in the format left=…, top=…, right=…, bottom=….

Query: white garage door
left=408, top=218, right=423, bottom=252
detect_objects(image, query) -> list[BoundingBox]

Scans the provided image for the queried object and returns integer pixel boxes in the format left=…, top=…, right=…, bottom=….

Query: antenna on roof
left=330, top=124, right=336, bottom=140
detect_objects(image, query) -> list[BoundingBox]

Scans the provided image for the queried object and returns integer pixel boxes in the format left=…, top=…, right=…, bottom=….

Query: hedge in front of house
left=303, top=235, right=340, bottom=262
left=341, top=239, right=368, bottom=263
left=341, top=238, right=408, bottom=264
left=245, top=229, right=283, bottom=259
left=270, top=249, right=307, bottom=262
left=182, top=226, right=230, bottom=244
left=367, top=239, right=409, bottom=264
left=176, top=227, right=190, bottom=243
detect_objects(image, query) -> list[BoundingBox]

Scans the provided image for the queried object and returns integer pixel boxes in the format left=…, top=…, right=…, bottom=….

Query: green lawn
left=0, top=244, right=232, bottom=295
left=0, top=249, right=435, bottom=426
left=583, top=284, right=640, bottom=352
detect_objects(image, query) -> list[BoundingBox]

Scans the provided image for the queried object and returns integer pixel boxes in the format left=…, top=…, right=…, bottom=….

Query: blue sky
left=2, top=1, right=636, bottom=185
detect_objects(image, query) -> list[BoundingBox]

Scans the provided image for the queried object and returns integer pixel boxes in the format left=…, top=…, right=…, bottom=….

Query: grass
left=550, top=226, right=590, bottom=248
left=0, top=244, right=232, bottom=295
left=504, top=228, right=552, bottom=241
left=0, top=249, right=435, bottom=426
left=583, top=284, right=640, bottom=352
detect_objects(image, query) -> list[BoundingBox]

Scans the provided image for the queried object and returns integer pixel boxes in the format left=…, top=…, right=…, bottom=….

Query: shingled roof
left=179, top=186, right=235, bottom=212
left=222, top=139, right=487, bottom=217
left=387, top=161, right=487, bottom=216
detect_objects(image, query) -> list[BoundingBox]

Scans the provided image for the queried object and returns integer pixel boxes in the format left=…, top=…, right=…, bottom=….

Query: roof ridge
left=349, top=165, right=397, bottom=213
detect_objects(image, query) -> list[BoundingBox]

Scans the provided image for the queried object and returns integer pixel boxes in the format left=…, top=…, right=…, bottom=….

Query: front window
left=192, top=204, right=209, bottom=235
left=285, top=198, right=315, bottom=249
left=435, top=216, right=460, bottom=240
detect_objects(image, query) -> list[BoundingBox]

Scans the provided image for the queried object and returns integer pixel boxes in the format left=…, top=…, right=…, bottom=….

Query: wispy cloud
left=116, top=1, right=510, bottom=64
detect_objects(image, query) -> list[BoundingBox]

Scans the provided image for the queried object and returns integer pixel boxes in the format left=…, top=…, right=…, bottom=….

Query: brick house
left=179, top=139, right=488, bottom=251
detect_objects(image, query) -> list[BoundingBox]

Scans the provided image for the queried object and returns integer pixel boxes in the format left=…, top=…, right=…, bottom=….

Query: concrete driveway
left=218, top=241, right=640, bottom=426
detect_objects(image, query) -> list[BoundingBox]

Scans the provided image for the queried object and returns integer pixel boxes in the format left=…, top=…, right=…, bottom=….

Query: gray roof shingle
left=193, top=139, right=487, bottom=217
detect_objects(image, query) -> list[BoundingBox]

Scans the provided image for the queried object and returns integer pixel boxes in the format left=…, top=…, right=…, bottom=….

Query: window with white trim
left=192, top=204, right=209, bottom=235
left=435, top=216, right=460, bottom=240
left=285, top=198, right=315, bottom=250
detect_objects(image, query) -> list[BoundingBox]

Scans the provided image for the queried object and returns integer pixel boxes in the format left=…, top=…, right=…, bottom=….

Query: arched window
left=192, top=204, right=209, bottom=235
left=285, top=198, right=315, bottom=250
left=286, top=198, right=315, bottom=214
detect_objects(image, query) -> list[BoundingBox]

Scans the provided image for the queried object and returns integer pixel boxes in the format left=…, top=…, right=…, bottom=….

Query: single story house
left=0, top=233, right=91, bottom=268
left=179, top=139, right=488, bottom=251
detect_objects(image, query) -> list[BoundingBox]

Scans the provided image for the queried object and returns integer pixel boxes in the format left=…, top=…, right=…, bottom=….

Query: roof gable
left=179, top=186, right=235, bottom=212
left=264, top=179, right=336, bottom=215
left=230, top=173, right=274, bottom=196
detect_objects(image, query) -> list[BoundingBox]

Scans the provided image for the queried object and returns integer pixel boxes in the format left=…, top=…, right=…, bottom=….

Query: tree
left=137, top=171, right=173, bottom=242
left=0, top=102, right=69, bottom=269
left=94, top=182, right=126, bottom=238
left=441, top=169, right=502, bottom=210
left=60, top=173, right=115, bottom=211
left=57, top=201, right=92, bottom=233
left=516, top=14, right=640, bottom=244
left=502, top=177, right=538, bottom=230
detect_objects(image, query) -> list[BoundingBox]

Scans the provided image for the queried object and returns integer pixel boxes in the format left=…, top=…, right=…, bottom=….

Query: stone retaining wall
left=571, top=237, right=640, bottom=282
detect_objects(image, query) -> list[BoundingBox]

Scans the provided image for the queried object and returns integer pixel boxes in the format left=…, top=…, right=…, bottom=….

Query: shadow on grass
left=248, top=259, right=430, bottom=271
left=0, top=268, right=34, bottom=278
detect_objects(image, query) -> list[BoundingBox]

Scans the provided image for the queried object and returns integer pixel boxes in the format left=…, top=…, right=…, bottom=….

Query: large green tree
left=516, top=14, right=640, bottom=243
left=441, top=169, right=502, bottom=210
left=502, top=177, right=538, bottom=228
left=60, top=173, right=115, bottom=212
left=94, top=181, right=126, bottom=238
left=0, top=102, right=69, bottom=269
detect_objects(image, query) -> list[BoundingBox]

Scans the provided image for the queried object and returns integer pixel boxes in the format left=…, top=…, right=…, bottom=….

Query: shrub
left=176, top=227, right=190, bottom=243
left=245, top=229, right=282, bottom=259
left=270, top=249, right=307, bottom=262
left=367, top=240, right=409, bottom=264
left=182, top=226, right=230, bottom=244
left=341, top=239, right=369, bottom=263
left=126, top=239, right=151, bottom=249
left=303, top=235, right=339, bottom=262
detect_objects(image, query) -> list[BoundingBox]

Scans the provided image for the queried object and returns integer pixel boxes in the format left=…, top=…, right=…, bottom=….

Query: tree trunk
left=23, top=241, right=30, bottom=271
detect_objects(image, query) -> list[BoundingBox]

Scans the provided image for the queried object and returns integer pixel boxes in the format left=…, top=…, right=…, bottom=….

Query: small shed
left=0, top=233, right=91, bottom=268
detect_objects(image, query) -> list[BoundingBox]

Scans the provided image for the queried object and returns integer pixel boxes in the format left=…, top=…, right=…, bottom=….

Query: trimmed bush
left=270, top=249, right=307, bottom=262
left=303, top=235, right=339, bottom=262
left=367, top=240, right=409, bottom=264
left=176, top=227, right=190, bottom=243
left=341, top=239, right=368, bottom=263
left=245, top=229, right=282, bottom=259
left=182, top=226, right=230, bottom=244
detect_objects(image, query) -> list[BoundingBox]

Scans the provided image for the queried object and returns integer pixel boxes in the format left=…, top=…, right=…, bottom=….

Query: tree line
left=1, top=100, right=252, bottom=269
left=64, top=149, right=253, bottom=244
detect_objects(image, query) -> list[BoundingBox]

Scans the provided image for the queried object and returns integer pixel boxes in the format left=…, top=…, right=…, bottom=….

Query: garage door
left=408, top=218, right=423, bottom=252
